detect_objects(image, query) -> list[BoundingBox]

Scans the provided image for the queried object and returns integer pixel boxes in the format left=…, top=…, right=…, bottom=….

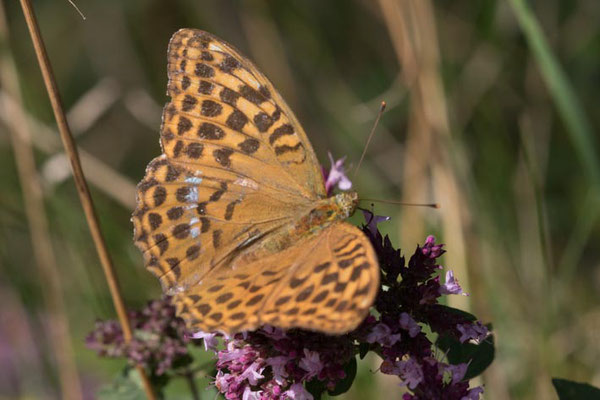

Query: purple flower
left=399, top=313, right=421, bottom=338
left=445, top=363, right=468, bottom=383
left=215, top=371, right=231, bottom=392
left=360, top=228, right=488, bottom=399
left=397, top=358, right=424, bottom=389
left=242, top=386, right=262, bottom=400
left=261, top=325, right=287, bottom=340
left=192, top=330, right=219, bottom=351
left=267, top=356, right=291, bottom=384
left=464, top=386, right=485, bottom=400
left=85, top=296, right=195, bottom=378
left=422, top=235, right=445, bottom=258
left=240, top=361, right=265, bottom=385
left=207, top=326, right=354, bottom=399
left=361, top=209, right=391, bottom=236
left=214, top=342, right=268, bottom=399
left=366, top=323, right=401, bottom=346
left=457, top=322, right=490, bottom=344
left=299, top=349, right=323, bottom=379
left=284, top=383, right=314, bottom=400
left=324, top=153, right=352, bottom=195
left=439, top=270, right=468, bottom=296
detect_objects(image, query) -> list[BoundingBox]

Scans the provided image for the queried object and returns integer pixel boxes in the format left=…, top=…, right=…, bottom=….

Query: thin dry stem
left=378, top=0, right=470, bottom=311
left=16, top=0, right=156, bottom=398
left=377, top=0, right=429, bottom=246
left=379, top=0, right=480, bottom=391
left=0, top=3, right=83, bottom=398
left=413, top=0, right=470, bottom=311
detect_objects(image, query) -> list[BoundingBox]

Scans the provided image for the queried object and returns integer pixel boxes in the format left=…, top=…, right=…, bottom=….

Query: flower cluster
left=86, top=297, right=195, bottom=378
left=356, top=214, right=488, bottom=399
left=199, top=211, right=488, bottom=399
left=88, top=157, right=492, bottom=399
left=203, top=326, right=354, bottom=399
left=203, top=326, right=355, bottom=400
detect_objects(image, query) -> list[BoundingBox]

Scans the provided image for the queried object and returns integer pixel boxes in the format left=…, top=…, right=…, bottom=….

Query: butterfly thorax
left=289, top=191, right=359, bottom=238
left=331, top=191, right=360, bottom=220
left=243, top=191, right=359, bottom=258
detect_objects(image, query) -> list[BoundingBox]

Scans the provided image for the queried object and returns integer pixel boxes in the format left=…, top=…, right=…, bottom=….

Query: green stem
left=185, top=371, right=201, bottom=400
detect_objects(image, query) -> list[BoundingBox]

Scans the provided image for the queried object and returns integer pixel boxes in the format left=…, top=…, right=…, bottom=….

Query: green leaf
left=359, top=342, right=370, bottom=359
left=437, top=332, right=495, bottom=380
left=305, top=379, right=325, bottom=400
left=305, top=357, right=358, bottom=398
left=98, top=368, right=157, bottom=400
left=552, top=378, right=600, bottom=400
left=328, top=357, right=357, bottom=396
left=436, top=305, right=478, bottom=322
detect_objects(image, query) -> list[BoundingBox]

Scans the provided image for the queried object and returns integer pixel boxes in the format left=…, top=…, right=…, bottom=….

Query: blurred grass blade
left=509, top=0, right=600, bottom=283
left=508, top=0, right=600, bottom=188
left=557, top=189, right=600, bottom=279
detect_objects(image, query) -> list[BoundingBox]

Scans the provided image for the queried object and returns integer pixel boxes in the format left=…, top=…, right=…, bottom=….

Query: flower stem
left=185, top=371, right=201, bottom=400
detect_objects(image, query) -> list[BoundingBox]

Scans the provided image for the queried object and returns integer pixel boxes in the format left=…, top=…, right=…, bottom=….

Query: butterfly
left=132, top=29, right=379, bottom=335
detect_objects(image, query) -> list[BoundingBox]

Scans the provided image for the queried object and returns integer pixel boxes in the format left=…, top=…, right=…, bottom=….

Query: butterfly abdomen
left=240, top=192, right=359, bottom=258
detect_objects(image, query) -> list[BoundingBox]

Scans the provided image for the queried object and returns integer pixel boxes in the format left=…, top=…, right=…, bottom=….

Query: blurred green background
left=1, top=0, right=599, bottom=399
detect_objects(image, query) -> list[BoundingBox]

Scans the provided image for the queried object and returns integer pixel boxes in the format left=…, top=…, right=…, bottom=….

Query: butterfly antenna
left=360, top=198, right=440, bottom=209
left=354, top=101, right=386, bottom=177
left=67, top=0, right=86, bottom=20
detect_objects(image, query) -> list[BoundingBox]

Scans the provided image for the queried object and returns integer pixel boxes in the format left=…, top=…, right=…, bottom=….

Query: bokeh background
left=1, top=0, right=599, bottom=399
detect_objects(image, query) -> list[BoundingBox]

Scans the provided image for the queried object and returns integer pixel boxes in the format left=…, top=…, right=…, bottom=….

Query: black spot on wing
left=269, top=124, right=294, bottom=145
left=238, top=138, right=260, bottom=154
left=195, top=63, right=214, bottom=78
left=274, top=142, right=303, bottom=155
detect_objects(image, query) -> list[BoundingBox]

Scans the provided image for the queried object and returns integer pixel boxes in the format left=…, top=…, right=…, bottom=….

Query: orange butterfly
left=132, top=29, right=379, bottom=335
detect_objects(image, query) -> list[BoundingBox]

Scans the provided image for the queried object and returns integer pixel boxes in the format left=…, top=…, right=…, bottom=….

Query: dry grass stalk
left=0, top=3, right=83, bottom=398
left=378, top=0, right=470, bottom=311
left=16, top=0, right=156, bottom=398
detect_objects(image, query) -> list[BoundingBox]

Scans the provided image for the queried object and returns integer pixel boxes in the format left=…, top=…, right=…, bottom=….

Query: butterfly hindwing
left=261, top=223, right=379, bottom=334
left=173, top=223, right=379, bottom=335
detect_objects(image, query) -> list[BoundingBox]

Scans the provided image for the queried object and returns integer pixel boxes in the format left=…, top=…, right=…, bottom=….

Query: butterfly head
left=333, top=191, right=359, bottom=219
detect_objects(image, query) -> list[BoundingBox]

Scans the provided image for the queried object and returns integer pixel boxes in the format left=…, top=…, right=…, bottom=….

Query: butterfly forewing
left=133, top=155, right=312, bottom=292
left=163, top=29, right=325, bottom=199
